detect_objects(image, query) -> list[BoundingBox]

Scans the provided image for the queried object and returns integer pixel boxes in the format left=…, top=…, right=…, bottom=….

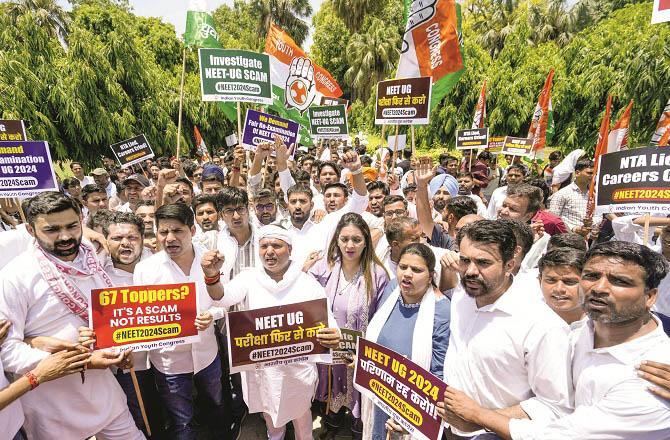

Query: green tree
left=310, top=2, right=350, bottom=95
left=331, top=0, right=382, bottom=32
left=251, top=0, right=312, bottom=46
left=6, top=0, right=70, bottom=44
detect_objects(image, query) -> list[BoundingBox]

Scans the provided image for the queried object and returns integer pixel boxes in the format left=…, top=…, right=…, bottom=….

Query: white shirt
left=465, top=193, right=488, bottom=218
left=0, top=359, right=24, bottom=438
left=510, top=316, right=670, bottom=439
left=0, top=223, right=31, bottom=269
left=445, top=278, right=572, bottom=437
left=0, top=248, right=133, bottom=439
left=222, top=262, right=338, bottom=427
left=653, top=274, right=670, bottom=317
left=611, top=215, right=660, bottom=251
left=487, top=185, right=508, bottom=219
left=134, top=245, right=225, bottom=375
left=105, top=180, right=118, bottom=199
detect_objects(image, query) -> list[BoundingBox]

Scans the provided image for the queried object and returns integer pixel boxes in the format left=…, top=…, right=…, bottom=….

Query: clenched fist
left=201, top=250, right=225, bottom=277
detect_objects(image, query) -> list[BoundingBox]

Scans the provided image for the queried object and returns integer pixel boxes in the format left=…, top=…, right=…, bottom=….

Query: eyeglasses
left=222, top=206, right=248, bottom=216
left=255, top=203, right=275, bottom=211
left=383, top=209, right=407, bottom=218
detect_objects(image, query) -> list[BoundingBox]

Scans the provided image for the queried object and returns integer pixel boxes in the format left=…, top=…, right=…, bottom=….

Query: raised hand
left=201, top=250, right=225, bottom=277
left=416, top=156, right=435, bottom=186
left=341, top=150, right=361, bottom=172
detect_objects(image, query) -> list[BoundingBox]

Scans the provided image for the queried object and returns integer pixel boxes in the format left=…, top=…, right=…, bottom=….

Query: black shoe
left=318, top=426, right=339, bottom=440
left=230, top=408, right=248, bottom=440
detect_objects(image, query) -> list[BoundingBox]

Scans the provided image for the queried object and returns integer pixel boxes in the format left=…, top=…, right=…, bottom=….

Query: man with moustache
left=133, top=203, right=227, bottom=439
left=192, top=194, right=221, bottom=234
left=0, top=192, right=142, bottom=439
left=442, top=241, right=670, bottom=439
left=440, top=220, right=571, bottom=438
left=134, top=200, right=156, bottom=234
left=115, top=174, right=150, bottom=214
left=201, top=224, right=341, bottom=440
left=253, top=189, right=280, bottom=226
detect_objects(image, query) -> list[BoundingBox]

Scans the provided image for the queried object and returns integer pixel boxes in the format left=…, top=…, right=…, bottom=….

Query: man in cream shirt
left=134, top=203, right=227, bottom=439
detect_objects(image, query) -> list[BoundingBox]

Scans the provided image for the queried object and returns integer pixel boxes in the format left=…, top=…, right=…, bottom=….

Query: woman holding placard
left=305, top=213, right=389, bottom=440
left=361, top=243, right=451, bottom=440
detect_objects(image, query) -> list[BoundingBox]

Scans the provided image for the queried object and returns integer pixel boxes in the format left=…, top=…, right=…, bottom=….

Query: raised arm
left=415, top=156, right=437, bottom=239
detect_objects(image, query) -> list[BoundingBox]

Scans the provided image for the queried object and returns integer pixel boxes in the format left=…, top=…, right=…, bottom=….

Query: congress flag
left=194, top=126, right=211, bottom=162
left=471, top=80, right=487, bottom=129
left=527, top=70, right=555, bottom=154
left=397, top=0, right=465, bottom=109
left=651, top=98, right=670, bottom=146
left=587, top=94, right=613, bottom=217
left=264, top=23, right=343, bottom=145
left=607, top=100, right=633, bottom=153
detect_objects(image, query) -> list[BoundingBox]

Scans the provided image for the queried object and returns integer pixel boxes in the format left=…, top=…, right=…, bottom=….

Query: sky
left=55, top=0, right=327, bottom=49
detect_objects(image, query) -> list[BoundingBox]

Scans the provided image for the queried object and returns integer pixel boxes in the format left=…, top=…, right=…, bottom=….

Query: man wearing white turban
left=201, top=224, right=341, bottom=440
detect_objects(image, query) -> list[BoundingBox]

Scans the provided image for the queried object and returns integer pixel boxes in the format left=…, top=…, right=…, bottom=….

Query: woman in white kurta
left=203, top=224, right=340, bottom=440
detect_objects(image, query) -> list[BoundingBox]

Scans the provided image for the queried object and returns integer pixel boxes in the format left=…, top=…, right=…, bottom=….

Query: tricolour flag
left=397, top=0, right=465, bottom=109
left=264, top=23, right=344, bottom=145
left=194, top=125, right=211, bottom=162
left=185, top=0, right=237, bottom=122
left=651, top=98, right=670, bottom=146
left=527, top=69, right=554, bottom=154
left=607, top=99, right=633, bottom=153
left=471, top=80, right=486, bottom=129
left=587, top=94, right=612, bottom=217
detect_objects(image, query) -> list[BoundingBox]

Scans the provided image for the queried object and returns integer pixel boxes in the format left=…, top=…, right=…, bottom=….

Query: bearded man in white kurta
left=0, top=192, right=143, bottom=440
left=201, top=224, right=341, bottom=440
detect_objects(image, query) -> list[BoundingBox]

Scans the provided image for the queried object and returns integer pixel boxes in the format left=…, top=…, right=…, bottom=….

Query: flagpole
left=391, top=124, right=400, bottom=169
left=176, top=47, right=187, bottom=160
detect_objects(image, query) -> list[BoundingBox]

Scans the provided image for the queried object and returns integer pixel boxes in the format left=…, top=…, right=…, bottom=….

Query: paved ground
left=240, top=411, right=354, bottom=439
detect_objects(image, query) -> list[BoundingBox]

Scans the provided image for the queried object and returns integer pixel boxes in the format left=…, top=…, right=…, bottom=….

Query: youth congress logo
left=285, top=57, right=316, bottom=114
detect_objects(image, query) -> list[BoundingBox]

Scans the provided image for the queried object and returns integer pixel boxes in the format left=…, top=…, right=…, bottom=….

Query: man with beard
left=487, top=164, right=525, bottom=219
left=192, top=194, right=221, bottom=234
left=88, top=212, right=165, bottom=437
left=0, top=192, right=142, bottom=439
left=201, top=224, right=340, bottom=440
left=253, top=189, right=279, bottom=226
left=92, top=167, right=117, bottom=199
left=440, top=219, right=571, bottom=438
left=365, top=181, right=389, bottom=229
left=135, top=200, right=156, bottom=234
left=115, top=174, right=150, bottom=213
left=442, top=241, right=670, bottom=439
left=499, top=183, right=568, bottom=236
left=133, top=203, right=227, bottom=439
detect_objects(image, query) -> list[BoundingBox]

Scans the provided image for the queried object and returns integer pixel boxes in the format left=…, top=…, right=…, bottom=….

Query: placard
left=241, top=109, right=299, bottom=152
left=354, top=338, right=447, bottom=440
left=652, top=0, right=670, bottom=24
left=109, top=134, right=155, bottom=168
left=387, top=134, right=407, bottom=151
left=226, top=298, right=331, bottom=373
left=0, top=141, right=58, bottom=197
left=501, top=136, right=533, bottom=157
left=308, top=104, right=348, bottom=139
left=456, top=128, right=489, bottom=150
left=332, top=328, right=362, bottom=365
left=199, top=48, right=272, bottom=104
left=225, top=133, right=238, bottom=147
left=89, top=282, right=200, bottom=351
left=320, top=96, right=349, bottom=107
left=375, top=77, right=432, bottom=125
left=596, top=146, right=670, bottom=214
left=487, top=136, right=505, bottom=154
left=0, top=120, right=26, bottom=141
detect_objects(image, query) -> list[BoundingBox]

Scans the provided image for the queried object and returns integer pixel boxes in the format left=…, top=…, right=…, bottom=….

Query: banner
left=596, top=146, right=670, bottom=214
left=487, top=135, right=505, bottom=154
left=607, top=99, right=633, bottom=153
left=225, top=298, right=331, bottom=373
left=194, top=125, right=211, bottom=162
left=0, top=141, right=58, bottom=197
left=308, top=104, right=348, bottom=139
left=652, top=0, right=670, bottom=24
left=456, top=128, right=489, bottom=150
left=242, top=109, right=299, bottom=153
left=0, top=120, right=26, bottom=141
left=89, top=282, right=200, bottom=351
left=502, top=136, right=533, bottom=157
left=375, top=77, right=432, bottom=125
left=332, top=328, right=362, bottom=365
left=471, top=80, right=486, bottom=129
left=397, top=0, right=465, bottom=109
left=527, top=69, right=555, bottom=154
left=109, top=134, right=154, bottom=168
left=354, top=338, right=446, bottom=440
left=651, top=98, right=670, bottom=146
left=320, top=96, right=349, bottom=107
left=265, top=23, right=344, bottom=145
left=198, top=49, right=272, bottom=104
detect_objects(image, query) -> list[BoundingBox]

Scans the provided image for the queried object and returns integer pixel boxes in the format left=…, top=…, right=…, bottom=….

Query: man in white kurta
left=0, top=191, right=143, bottom=440
left=202, top=224, right=340, bottom=440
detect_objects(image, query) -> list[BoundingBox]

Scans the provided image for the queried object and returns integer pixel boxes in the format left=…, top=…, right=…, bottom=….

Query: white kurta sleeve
left=518, top=325, right=573, bottom=422
left=279, top=169, right=296, bottom=204
left=510, top=378, right=670, bottom=440
left=220, top=272, right=250, bottom=308
left=0, top=277, right=49, bottom=374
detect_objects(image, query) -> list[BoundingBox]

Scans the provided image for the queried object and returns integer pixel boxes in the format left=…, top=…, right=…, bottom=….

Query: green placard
left=198, top=48, right=272, bottom=104
left=308, top=104, right=348, bottom=139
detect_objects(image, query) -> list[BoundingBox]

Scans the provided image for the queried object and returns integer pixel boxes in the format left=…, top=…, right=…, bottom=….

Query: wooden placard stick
left=129, top=367, right=152, bottom=437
